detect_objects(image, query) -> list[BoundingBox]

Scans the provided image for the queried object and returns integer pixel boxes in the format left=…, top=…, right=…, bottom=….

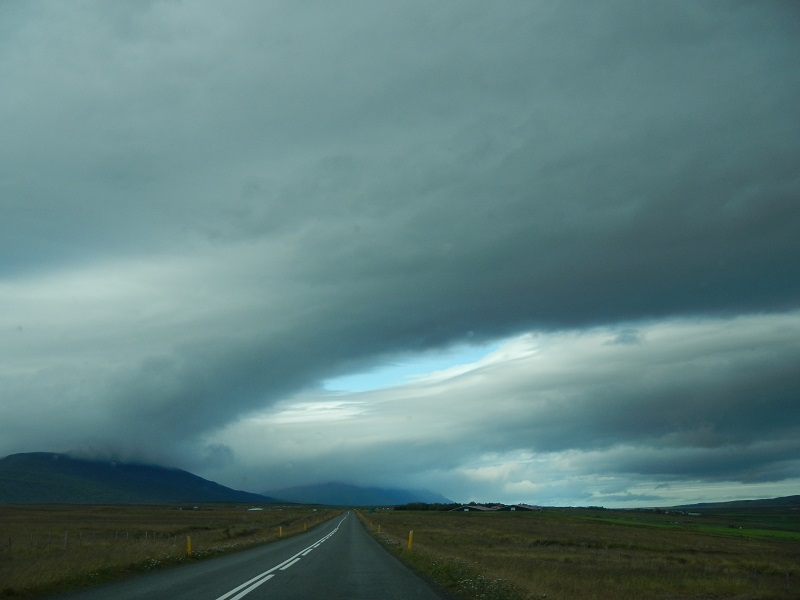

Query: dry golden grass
left=0, top=504, right=339, bottom=599
left=360, top=507, right=800, bottom=600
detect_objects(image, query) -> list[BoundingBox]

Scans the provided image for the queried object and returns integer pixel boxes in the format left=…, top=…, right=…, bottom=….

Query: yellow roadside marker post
left=407, top=530, right=414, bottom=550
left=186, top=536, right=192, bottom=557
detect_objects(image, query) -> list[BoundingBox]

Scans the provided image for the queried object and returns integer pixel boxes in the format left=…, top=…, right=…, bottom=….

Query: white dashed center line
left=213, top=513, right=348, bottom=600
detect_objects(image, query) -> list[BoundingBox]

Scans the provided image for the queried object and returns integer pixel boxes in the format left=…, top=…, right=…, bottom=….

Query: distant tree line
left=394, top=502, right=506, bottom=511
left=394, top=502, right=461, bottom=511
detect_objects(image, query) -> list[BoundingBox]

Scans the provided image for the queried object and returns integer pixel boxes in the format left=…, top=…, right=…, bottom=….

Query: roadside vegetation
left=0, top=503, right=339, bottom=599
left=359, top=506, right=800, bottom=600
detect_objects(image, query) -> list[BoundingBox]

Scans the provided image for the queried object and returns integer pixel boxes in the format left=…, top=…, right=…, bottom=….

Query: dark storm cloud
left=1, top=1, right=798, bottom=504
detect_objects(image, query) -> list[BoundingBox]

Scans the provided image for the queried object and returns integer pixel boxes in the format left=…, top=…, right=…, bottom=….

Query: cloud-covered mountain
left=266, top=482, right=452, bottom=506
left=0, top=453, right=275, bottom=504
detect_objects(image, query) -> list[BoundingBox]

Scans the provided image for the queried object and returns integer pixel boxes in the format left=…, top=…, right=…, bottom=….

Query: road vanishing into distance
left=50, top=512, right=447, bottom=600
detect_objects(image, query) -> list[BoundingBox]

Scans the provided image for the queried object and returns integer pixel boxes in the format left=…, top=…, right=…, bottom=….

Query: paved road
left=49, top=512, right=447, bottom=599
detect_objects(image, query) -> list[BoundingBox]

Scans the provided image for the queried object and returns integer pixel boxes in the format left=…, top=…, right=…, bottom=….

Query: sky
left=1, top=1, right=799, bottom=508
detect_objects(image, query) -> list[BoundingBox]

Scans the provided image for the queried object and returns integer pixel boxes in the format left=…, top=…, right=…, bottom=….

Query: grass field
left=0, top=503, right=339, bottom=599
left=2, top=503, right=797, bottom=599
left=360, top=507, right=800, bottom=600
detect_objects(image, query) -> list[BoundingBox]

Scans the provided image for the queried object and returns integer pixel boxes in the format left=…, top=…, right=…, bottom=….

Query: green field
left=360, top=506, right=800, bottom=600
left=0, top=504, right=340, bottom=599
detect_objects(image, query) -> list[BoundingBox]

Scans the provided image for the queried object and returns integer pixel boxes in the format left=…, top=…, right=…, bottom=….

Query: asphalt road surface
left=49, top=512, right=448, bottom=599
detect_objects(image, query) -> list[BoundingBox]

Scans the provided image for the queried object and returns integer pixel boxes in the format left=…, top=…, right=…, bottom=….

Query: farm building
left=449, top=504, right=497, bottom=512
left=448, top=503, right=542, bottom=512
left=496, top=504, right=542, bottom=512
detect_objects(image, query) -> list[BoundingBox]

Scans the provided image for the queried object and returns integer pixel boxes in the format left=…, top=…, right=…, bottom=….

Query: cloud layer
left=2, top=1, right=798, bottom=505
left=206, top=313, right=800, bottom=504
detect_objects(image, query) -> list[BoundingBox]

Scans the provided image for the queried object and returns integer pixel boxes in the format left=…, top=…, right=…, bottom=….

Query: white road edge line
left=213, top=512, right=349, bottom=600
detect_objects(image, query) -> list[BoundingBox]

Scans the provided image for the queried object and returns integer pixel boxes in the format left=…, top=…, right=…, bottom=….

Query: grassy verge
left=358, top=507, right=800, bottom=600
left=0, top=504, right=339, bottom=599
left=357, top=511, right=527, bottom=600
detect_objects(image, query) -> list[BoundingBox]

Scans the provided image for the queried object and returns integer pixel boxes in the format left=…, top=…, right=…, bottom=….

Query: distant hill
left=0, top=452, right=276, bottom=504
left=673, top=495, right=800, bottom=509
left=265, top=481, right=453, bottom=506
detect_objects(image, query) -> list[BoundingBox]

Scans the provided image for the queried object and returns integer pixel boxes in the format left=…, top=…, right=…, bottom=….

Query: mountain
left=0, top=452, right=276, bottom=504
left=265, top=481, right=453, bottom=506
left=672, top=495, right=800, bottom=509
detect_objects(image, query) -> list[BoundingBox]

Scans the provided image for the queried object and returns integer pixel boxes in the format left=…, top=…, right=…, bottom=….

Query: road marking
left=279, top=557, right=301, bottom=570
left=214, top=571, right=278, bottom=600
left=213, top=513, right=348, bottom=600
left=225, top=574, right=274, bottom=600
